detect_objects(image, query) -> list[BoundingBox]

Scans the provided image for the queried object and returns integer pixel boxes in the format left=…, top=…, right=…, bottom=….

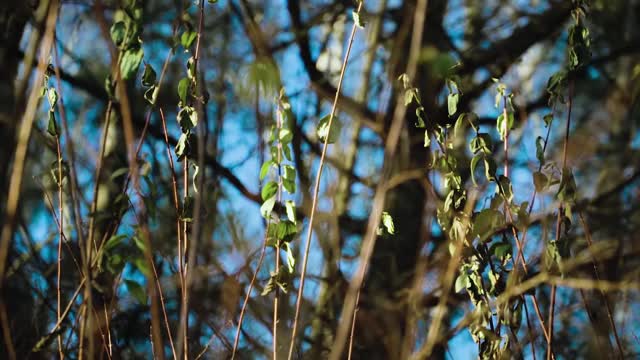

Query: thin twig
left=287, top=3, right=363, bottom=359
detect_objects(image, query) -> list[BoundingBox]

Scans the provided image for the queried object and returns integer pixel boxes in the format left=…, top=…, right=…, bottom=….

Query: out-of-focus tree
left=0, top=0, right=639, bottom=359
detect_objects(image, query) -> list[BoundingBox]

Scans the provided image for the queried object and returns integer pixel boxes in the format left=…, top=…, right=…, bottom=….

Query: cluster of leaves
left=108, top=0, right=145, bottom=95
left=260, top=92, right=298, bottom=296
left=399, top=2, right=593, bottom=357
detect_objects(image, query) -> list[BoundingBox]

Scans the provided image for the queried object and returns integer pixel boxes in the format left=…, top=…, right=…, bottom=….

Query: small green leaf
left=259, top=160, right=272, bottom=181
left=497, top=175, right=513, bottom=202
left=141, top=63, right=156, bottom=86
left=424, top=130, right=431, bottom=147
left=261, top=181, right=278, bottom=201
left=455, top=272, right=469, bottom=293
left=178, top=77, right=191, bottom=105
left=284, top=242, right=295, bottom=273
left=470, top=154, right=482, bottom=186
left=125, top=280, right=147, bottom=305
left=533, top=171, right=548, bottom=192
left=447, top=93, right=459, bottom=117
left=484, top=157, right=497, bottom=182
left=47, top=88, right=58, bottom=109
left=381, top=211, right=395, bottom=235
left=352, top=11, right=365, bottom=28
left=181, top=30, right=197, bottom=49
left=120, top=47, right=144, bottom=80
left=177, top=106, right=198, bottom=132
left=144, top=85, right=158, bottom=105
left=317, top=114, right=339, bottom=144
left=175, top=133, right=188, bottom=159
left=260, top=196, right=276, bottom=218
left=472, top=208, right=504, bottom=242
left=543, top=113, right=553, bottom=128
left=192, top=163, right=199, bottom=193
left=536, top=136, right=545, bottom=165
left=47, top=111, right=59, bottom=137
left=104, top=234, right=127, bottom=251
left=110, top=21, right=126, bottom=47
left=285, top=200, right=296, bottom=224
left=279, top=128, right=293, bottom=143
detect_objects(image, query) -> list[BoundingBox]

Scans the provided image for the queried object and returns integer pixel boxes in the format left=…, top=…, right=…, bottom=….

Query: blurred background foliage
left=0, top=0, right=639, bottom=359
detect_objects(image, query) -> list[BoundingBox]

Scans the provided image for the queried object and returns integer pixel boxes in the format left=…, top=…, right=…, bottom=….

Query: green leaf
left=470, top=154, right=482, bottom=186
left=175, top=133, right=188, bottom=159
left=110, top=167, right=129, bottom=182
left=404, top=89, right=415, bottom=106
left=141, top=63, right=156, bottom=87
left=192, top=163, right=199, bottom=193
left=178, top=77, right=191, bottom=105
left=284, top=242, right=295, bottom=273
left=110, top=21, right=126, bottom=47
left=144, top=85, right=158, bottom=105
left=181, top=30, right=197, bottom=49
left=261, top=181, right=278, bottom=201
left=177, top=106, right=198, bottom=133
left=47, top=88, right=58, bottom=109
left=285, top=200, right=296, bottom=224
left=352, top=11, right=365, bottom=28
left=259, top=160, right=272, bottom=181
left=497, top=175, right=513, bottom=202
left=536, top=136, right=545, bottom=165
left=187, top=56, right=196, bottom=79
left=133, top=257, right=151, bottom=278
left=472, top=208, right=504, bottom=242
left=279, top=128, right=293, bottom=143
left=496, top=112, right=514, bottom=141
left=533, top=171, right=548, bottom=192
left=282, top=165, right=296, bottom=193
left=447, top=93, right=459, bottom=117
left=381, top=211, right=395, bottom=235
left=272, top=220, right=297, bottom=243
left=120, top=47, right=144, bottom=80
left=557, top=168, right=577, bottom=203
left=125, top=280, right=147, bottom=305
left=317, top=114, right=339, bottom=144
left=543, top=113, right=553, bottom=128
left=470, top=133, right=492, bottom=154
left=260, top=196, right=276, bottom=218
left=47, top=111, right=59, bottom=137
left=424, top=130, right=431, bottom=147
left=455, top=272, right=469, bottom=293
left=484, top=157, right=497, bottom=182
left=104, top=234, right=127, bottom=251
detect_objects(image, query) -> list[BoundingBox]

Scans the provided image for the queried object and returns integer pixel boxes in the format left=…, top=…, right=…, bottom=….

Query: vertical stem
left=548, top=78, right=574, bottom=360
left=56, top=133, right=64, bottom=360
left=287, top=3, right=363, bottom=359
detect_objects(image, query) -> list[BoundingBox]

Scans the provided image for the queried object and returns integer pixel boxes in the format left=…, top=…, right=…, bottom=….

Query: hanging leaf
left=447, top=93, right=459, bottom=117
left=535, top=136, right=545, bottom=165
left=352, top=11, right=365, bottom=28
left=261, top=181, right=278, bottom=201
left=259, top=160, right=273, bottom=181
left=470, top=154, right=482, bottom=186
left=47, top=111, right=59, bottom=137
left=317, top=114, right=339, bottom=144
left=141, top=63, right=156, bottom=86
left=120, top=47, right=144, bottom=80
left=125, top=280, right=147, bottom=305
left=260, top=196, right=276, bottom=218
left=284, top=242, right=295, bottom=273
left=110, top=21, right=126, bottom=47
left=178, top=77, right=191, bottom=105
left=181, top=30, right=197, bottom=49
left=285, top=200, right=296, bottom=224
left=381, top=212, right=395, bottom=235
